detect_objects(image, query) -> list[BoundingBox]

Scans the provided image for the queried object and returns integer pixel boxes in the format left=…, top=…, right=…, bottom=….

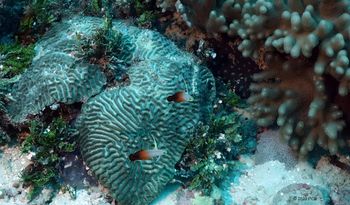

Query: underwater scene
left=0, top=0, right=350, bottom=205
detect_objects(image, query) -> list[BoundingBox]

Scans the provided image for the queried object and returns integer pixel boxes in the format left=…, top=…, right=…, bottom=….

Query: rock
left=272, top=183, right=330, bottom=205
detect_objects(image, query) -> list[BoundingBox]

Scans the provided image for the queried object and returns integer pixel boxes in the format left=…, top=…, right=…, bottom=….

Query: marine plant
left=19, top=0, right=63, bottom=43
left=78, top=17, right=123, bottom=65
left=176, top=0, right=350, bottom=157
left=84, top=0, right=132, bottom=17
left=0, top=43, right=35, bottom=77
left=20, top=117, right=76, bottom=201
left=176, top=90, right=257, bottom=194
left=134, top=0, right=159, bottom=27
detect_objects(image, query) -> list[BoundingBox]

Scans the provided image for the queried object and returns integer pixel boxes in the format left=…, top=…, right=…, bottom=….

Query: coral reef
left=82, top=0, right=134, bottom=18
left=0, top=74, right=19, bottom=114
left=8, top=16, right=216, bottom=205
left=0, top=43, right=35, bottom=77
left=148, top=0, right=177, bottom=12
left=77, top=58, right=214, bottom=205
left=20, top=117, right=76, bottom=201
left=175, top=89, right=257, bottom=195
left=176, top=0, right=350, bottom=156
left=18, top=0, right=73, bottom=44
left=7, top=18, right=109, bottom=123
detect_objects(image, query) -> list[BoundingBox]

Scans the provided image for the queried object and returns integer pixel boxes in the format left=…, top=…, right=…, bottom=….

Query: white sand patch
left=0, top=146, right=110, bottom=205
left=230, top=158, right=350, bottom=205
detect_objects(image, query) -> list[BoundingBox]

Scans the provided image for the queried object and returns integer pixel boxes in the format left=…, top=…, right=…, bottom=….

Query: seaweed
left=176, top=89, right=257, bottom=195
left=18, top=0, right=62, bottom=43
left=77, top=18, right=123, bottom=64
left=134, top=0, right=160, bottom=27
left=0, top=43, right=35, bottom=77
left=20, top=117, right=76, bottom=201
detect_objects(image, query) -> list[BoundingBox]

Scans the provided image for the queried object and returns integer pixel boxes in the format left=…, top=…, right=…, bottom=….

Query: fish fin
left=151, top=135, right=158, bottom=150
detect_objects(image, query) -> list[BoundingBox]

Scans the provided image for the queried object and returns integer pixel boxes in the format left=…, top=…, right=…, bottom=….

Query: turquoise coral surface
left=1, top=0, right=350, bottom=205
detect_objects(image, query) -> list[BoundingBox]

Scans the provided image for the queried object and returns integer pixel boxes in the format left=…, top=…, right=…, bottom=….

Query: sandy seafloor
left=0, top=130, right=349, bottom=205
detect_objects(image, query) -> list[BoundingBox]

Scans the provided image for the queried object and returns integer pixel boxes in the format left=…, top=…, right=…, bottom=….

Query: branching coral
left=177, top=0, right=350, bottom=156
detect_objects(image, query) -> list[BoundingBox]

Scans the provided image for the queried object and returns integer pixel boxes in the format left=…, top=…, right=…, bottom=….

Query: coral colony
left=0, top=0, right=349, bottom=205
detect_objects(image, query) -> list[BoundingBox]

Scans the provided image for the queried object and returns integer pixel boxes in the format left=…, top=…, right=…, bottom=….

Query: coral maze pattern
left=76, top=18, right=215, bottom=205
left=78, top=60, right=215, bottom=205
left=8, top=16, right=215, bottom=205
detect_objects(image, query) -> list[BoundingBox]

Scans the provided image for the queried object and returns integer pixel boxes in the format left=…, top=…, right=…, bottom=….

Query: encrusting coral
left=176, top=0, right=350, bottom=157
left=8, top=16, right=216, bottom=205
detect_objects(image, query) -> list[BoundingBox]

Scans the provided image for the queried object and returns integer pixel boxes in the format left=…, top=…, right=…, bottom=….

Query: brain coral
left=177, top=0, right=350, bottom=156
left=77, top=59, right=214, bottom=205
left=74, top=18, right=215, bottom=205
left=7, top=16, right=215, bottom=204
left=7, top=18, right=110, bottom=123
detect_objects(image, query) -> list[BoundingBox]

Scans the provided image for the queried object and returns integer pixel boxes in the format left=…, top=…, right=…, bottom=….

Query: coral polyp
left=249, top=53, right=348, bottom=156
left=176, top=0, right=350, bottom=156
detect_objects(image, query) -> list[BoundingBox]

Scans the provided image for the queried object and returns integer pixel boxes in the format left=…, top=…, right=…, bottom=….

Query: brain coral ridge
left=8, top=16, right=216, bottom=205
left=177, top=0, right=350, bottom=156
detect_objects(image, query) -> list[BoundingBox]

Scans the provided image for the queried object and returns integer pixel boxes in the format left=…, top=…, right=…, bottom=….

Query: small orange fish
left=167, top=91, right=194, bottom=103
left=129, top=149, right=165, bottom=161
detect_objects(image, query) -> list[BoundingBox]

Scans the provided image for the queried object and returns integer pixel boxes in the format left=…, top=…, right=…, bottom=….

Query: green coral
left=0, top=44, right=35, bottom=77
left=21, top=117, right=76, bottom=201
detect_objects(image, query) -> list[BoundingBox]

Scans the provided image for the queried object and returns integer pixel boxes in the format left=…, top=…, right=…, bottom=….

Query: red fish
left=129, top=149, right=165, bottom=161
left=167, top=91, right=194, bottom=103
